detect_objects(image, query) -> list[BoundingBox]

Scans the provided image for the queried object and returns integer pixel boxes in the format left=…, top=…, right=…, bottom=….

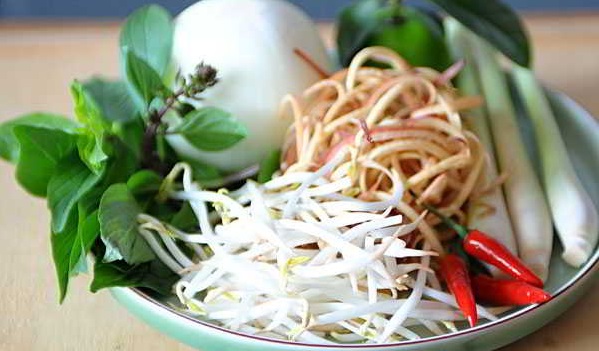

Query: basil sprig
left=0, top=4, right=247, bottom=302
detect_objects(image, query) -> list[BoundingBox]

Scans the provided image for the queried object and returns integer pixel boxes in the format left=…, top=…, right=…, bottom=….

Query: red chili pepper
left=463, top=230, right=543, bottom=288
left=420, top=202, right=544, bottom=288
left=440, top=254, right=478, bottom=327
left=472, top=275, right=551, bottom=306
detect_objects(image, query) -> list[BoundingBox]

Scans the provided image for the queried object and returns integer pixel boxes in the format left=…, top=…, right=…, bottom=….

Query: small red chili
left=440, top=254, right=478, bottom=327
left=464, top=230, right=543, bottom=288
left=471, top=275, right=551, bottom=306
left=421, top=202, right=544, bottom=288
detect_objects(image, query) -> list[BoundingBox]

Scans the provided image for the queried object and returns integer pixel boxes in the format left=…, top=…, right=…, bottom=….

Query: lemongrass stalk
left=512, top=67, right=599, bottom=267
left=467, top=33, right=553, bottom=281
left=444, top=19, right=519, bottom=274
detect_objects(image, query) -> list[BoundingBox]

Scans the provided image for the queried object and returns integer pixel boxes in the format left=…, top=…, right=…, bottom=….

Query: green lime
left=365, top=7, right=451, bottom=71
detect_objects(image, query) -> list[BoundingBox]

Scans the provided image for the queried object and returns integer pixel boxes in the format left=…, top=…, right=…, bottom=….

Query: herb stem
left=141, top=90, right=184, bottom=172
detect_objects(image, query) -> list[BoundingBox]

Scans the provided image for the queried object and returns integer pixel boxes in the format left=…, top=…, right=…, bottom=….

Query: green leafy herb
left=124, top=50, right=170, bottom=110
left=170, top=203, right=199, bottom=231
left=71, top=81, right=111, bottom=174
left=139, top=62, right=219, bottom=171
left=69, top=209, right=101, bottom=276
left=127, top=170, right=163, bottom=196
left=13, top=126, right=77, bottom=196
left=0, top=113, right=79, bottom=163
left=427, top=0, right=530, bottom=66
left=0, top=4, right=244, bottom=303
left=171, top=107, right=248, bottom=151
left=51, top=211, right=80, bottom=302
left=113, top=118, right=145, bottom=160
left=98, top=184, right=155, bottom=265
left=258, top=149, right=281, bottom=183
left=99, top=138, right=140, bottom=186
left=91, top=259, right=178, bottom=295
left=186, top=158, right=222, bottom=184
left=119, top=4, right=174, bottom=78
left=47, top=153, right=104, bottom=233
left=83, top=78, right=139, bottom=123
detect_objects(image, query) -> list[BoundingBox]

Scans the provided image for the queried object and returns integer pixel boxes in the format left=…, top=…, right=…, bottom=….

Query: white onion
left=168, top=0, right=331, bottom=171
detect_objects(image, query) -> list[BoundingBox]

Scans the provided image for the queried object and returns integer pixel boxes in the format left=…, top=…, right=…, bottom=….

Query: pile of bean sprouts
left=137, top=47, right=497, bottom=344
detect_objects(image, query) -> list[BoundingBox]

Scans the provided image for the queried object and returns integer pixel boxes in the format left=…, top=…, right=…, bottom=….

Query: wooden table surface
left=1, top=13, right=599, bottom=351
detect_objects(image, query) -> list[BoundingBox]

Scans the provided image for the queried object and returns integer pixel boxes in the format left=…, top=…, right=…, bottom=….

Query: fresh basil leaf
left=124, top=50, right=170, bottom=110
left=51, top=210, right=78, bottom=303
left=69, top=209, right=101, bottom=276
left=52, top=201, right=101, bottom=303
left=99, top=184, right=155, bottom=265
left=0, top=113, right=79, bottom=163
left=336, top=0, right=388, bottom=67
left=145, top=201, right=180, bottom=223
left=114, top=117, right=145, bottom=160
left=427, top=0, right=530, bottom=66
left=47, top=153, right=103, bottom=233
left=71, top=81, right=111, bottom=174
left=127, top=170, right=163, bottom=196
left=171, top=107, right=248, bottom=151
left=12, top=126, right=77, bottom=197
left=90, top=259, right=177, bottom=295
left=69, top=186, right=105, bottom=275
left=185, top=158, right=222, bottom=184
left=258, top=149, right=281, bottom=183
left=119, top=4, right=173, bottom=77
left=170, top=202, right=199, bottom=231
left=100, top=138, right=139, bottom=186
left=83, top=77, right=138, bottom=123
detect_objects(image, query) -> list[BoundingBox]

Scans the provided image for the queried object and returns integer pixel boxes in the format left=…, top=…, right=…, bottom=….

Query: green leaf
left=171, top=107, right=248, bottom=151
left=69, top=209, right=101, bottom=276
left=186, top=159, right=222, bottom=184
left=47, top=153, right=103, bottom=233
left=124, top=50, right=169, bottom=110
left=51, top=197, right=101, bottom=303
left=258, top=149, right=281, bottom=183
left=427, top=0, right=530, bottom=66
left=127, top=170, right=163, bottom=196
left=51, top=210, right=79, bottom=303
left=336, top=0, right=388, bottom=67
left=0, top=113, right=79, bottom=163
left=113, top=118, right=145, bottom=160
left=170, top=203, right=199, bottom=231
left=100, top=138, right=139, bottom=186
left=71, top=81, right=111, bottom=173
left=83, top=77, right=139, bottom=122
left=98, top=184, right=155, bottom=265
left=119, top=4, right=173, bottom=77
left=90, top=259, right=178, bottom=295
left=12, top=126, right=77, bottom=197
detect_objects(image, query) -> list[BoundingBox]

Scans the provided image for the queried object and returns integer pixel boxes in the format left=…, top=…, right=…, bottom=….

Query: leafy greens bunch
left=337, top=0, right=530, bottom=70
left=0, top=5, right=248, bottom=302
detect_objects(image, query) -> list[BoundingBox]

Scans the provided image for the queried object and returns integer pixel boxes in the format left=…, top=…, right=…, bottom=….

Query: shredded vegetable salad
left=136, top=47, right=503, bottom=343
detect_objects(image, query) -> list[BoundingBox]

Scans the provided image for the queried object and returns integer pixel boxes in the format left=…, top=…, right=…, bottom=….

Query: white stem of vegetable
left=512, top=66, right=599, bottom=267
left=467, top=32, right=554, bottom=281
left=444, top=18, right=518, bottom=263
